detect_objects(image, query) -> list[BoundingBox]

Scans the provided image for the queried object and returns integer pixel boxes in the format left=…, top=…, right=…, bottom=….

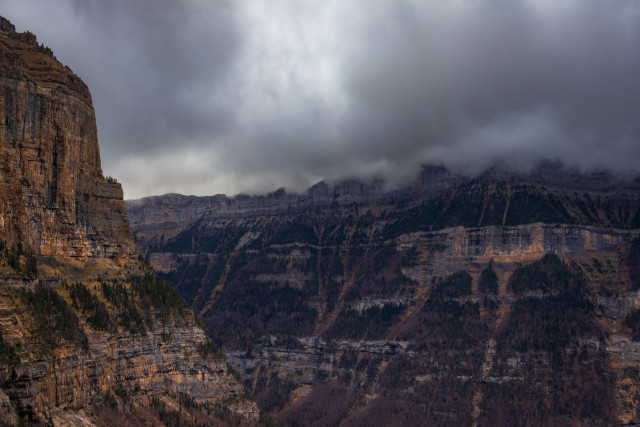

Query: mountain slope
left=0, top=16, right=258, bottom=425
left=128, top=165, right=640, bottom=425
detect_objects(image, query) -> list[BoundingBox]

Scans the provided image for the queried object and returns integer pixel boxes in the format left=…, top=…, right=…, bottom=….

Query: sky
left=1, top=0, right=639, bottom=199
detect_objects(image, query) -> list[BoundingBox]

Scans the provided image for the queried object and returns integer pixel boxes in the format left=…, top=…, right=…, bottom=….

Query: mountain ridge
left=126, top=163, right=640, bottom=251
left=127, top=163, right=640, bottom=424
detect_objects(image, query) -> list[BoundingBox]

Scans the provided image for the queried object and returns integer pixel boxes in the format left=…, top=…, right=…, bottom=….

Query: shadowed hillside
left=128, top=165, right=640, bottom=425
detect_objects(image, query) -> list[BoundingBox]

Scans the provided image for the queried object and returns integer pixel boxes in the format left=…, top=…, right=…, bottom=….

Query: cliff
left=126, top=194, right=225, bottom=250
left=128, top=166, right=640, bottom=425
left=127, top=163, right=640, bottom=249
left=0, top=16, right=258, bottom=425
left=0, top=16, right=135, bottom=262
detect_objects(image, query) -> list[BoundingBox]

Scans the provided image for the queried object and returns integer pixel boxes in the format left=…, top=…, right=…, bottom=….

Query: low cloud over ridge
left=1, top=0, right=639, bottom=198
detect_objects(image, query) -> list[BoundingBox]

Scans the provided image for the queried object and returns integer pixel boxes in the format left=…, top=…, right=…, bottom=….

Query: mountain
left=127, top=163, right=640, bottom=425
left=0, top=16, right=258, bottom=425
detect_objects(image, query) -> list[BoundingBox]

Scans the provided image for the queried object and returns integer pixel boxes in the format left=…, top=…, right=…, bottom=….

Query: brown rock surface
left=0, top=16, right=135, bottom=262
left=0, top=286, right=258, bottom=423
left=0, top=16, right=258, bottom=425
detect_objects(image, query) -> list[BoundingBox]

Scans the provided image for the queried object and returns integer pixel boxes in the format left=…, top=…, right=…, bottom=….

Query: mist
left=1, top=0, right=638, bottom=198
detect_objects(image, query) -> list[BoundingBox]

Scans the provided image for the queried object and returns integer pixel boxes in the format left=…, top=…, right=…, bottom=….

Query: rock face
left=0, top=16, right=257, bottom=425
left=398, top=223, right=639, bottom=278
left=0, top=16, right=135, bottom=261
left=128, top=162, right=640, bottom=248
left=126, top=194, right=225, bottom=251
left=0, top=298, right=257, bottom=423
left=128, top=165, right=640, bottom=425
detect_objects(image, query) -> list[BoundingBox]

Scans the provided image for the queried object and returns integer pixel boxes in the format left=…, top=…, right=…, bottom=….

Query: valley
left=128, top=165, right=640, bottom=425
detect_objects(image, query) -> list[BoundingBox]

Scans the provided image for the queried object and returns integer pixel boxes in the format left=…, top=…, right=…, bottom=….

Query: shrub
left=0, top=329, right=19, bottom=366
left=478, top=260, right=499, bottom=294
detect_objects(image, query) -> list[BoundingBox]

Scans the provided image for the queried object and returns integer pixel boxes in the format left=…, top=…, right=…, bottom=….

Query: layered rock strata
left=0, top=16, right=257, bottom=425
left=127, top=164, right=640, bottom=424
left=0, top=16, right=135, bottom=262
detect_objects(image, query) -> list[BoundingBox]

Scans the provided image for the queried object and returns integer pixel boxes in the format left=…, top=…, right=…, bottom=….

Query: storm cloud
left=1, top=0, right=639, bottom=198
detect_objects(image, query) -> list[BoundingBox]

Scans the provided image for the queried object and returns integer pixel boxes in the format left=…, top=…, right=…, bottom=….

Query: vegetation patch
left=268, top=222, right=317, bottom=245
left=197, top=339, right=225, bottom=360
left=66, top=282, right=110, bottom=331
left=129, top=272, right=188, bottom=320
left=346, top=244, right=418, bottom=301
left=277, top=381, right=355, bottom=426
left=368, top=354, right=477, bottom=426
left=478, top=260, right=499, bottom=294
left=430, top=270, right=473, bottom=299
left=624, top=308, right=640, bottom=341
left=408, top=299, right=488, bottom=356
left=0, top=240, right=37, bottom=276
left=0, top=329, right=19, bottom=366
left=480, top=349, right=616, bottom=427
left=497, top=294, right=600, bottom=353
left=483, top=252, right=616, bottom=424
left=504, top=187, right=572, bottom=226
left=255, top=370, right=298, bottom=413
left=323, top=303, right=406, bottom=340
left=206, top=281, right=318, bottom=349
left=101, top=281, right=148, bottom=334
left=627, top=237, right=640, bottom=290
left=22, top=284, right=88, bottom=353
left=509, top=254, right=585, bottom=294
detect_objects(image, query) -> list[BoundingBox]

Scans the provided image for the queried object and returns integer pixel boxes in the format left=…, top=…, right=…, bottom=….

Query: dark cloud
left=69, top=0, right=241, bottom=154
left=1, top=0, right=639, bottom=198
left=339, top=1, right=640, bottom=177
left=0, top=0, right=240, bottom=159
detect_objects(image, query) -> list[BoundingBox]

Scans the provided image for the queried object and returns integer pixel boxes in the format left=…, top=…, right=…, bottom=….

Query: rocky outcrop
left=398, top=223, right=640, bottom=278
left=0, top=16, right=258, bottom=425
left=126, top=194, right=225, bottom=249
left=0, top=296, right=256, bottom=423
left=0, top=16, right=135, bottom=262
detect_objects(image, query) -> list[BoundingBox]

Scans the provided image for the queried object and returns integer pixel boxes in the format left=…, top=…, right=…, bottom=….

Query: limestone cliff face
left=0, top=17, right=135, bottom=261
left=127, top=163, right=640, bottom=249
left=0, top=288, right=257, bottom=424
left=0, top=17, right=258, bottom=425
left=127, top=165, right=640, bottom=424
left=398, top=223, right=640, bottom=278
left=126, top=194, right=224, bottom=250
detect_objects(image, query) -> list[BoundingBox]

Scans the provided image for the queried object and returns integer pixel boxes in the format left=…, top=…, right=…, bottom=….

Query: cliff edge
left=0, top=16, right=135, bottom=263
left=0, top=16, right=258, bottom=425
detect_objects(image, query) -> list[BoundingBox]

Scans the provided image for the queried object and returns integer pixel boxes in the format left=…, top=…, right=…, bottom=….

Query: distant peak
left=0, top=15, right=37, bottom=45
left=0, top=16, right=16, bottom=34
left=269, top=187, right=287, bottom=197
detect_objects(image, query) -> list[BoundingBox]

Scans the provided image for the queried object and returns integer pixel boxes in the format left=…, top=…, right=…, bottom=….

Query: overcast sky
left=1, top=1, right=639, bottom=199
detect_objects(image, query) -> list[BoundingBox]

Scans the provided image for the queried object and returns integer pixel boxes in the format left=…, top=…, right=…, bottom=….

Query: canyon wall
left=0, top=16, right=257, bottom=425
left=0, top=16, right=135, bottom=262
left=128, top=162, right=640, bottom=424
